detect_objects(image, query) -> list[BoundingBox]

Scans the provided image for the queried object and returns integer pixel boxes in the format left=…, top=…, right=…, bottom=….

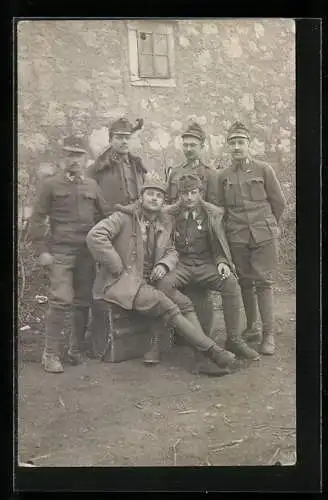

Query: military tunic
left=28, top=172, right=110, bottom=355
left=166, top=159, right=220, bottom=206
left=166, top=160, right=221, bottom=334
left=217, top=157, right=286, bottom=287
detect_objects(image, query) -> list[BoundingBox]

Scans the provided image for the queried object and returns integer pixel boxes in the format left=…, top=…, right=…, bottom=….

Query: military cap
left=227, top=121, right=250, bottom=141
left=109, top=117, right=144, bottom=136
left=181, top=122, right=206, bottom=143
left=178, top=173, right=203, bottom=193
left=141, top=171, right=167, bottom=195
left=62, top=136, right=88, bottom=154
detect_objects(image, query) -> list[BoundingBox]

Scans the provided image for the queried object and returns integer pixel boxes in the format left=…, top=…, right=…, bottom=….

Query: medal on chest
left=196, top=218, right=203, bottom=231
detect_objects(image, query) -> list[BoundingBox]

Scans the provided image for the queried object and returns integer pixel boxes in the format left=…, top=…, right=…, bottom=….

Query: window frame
left=127, top=20, right=176, bottom=88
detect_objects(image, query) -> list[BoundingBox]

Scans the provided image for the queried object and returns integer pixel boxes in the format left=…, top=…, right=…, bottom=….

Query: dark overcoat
left=87, top=147, right=147, bottom=213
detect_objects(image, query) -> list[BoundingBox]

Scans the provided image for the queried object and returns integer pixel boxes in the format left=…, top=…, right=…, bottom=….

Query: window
left=127, top=21, right=176, bottom=87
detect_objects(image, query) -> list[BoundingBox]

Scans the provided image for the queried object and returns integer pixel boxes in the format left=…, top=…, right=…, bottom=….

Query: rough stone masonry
left=17, top=19, right=295, bottom=199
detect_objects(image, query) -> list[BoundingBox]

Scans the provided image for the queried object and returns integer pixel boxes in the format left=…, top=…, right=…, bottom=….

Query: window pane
left=154, top=55, right=170, bottom=78
left=153, top=33, right=168, bottom=55
left=139, top=54, right=154, bottom=77
left=138, top=32, right=153, bottom=54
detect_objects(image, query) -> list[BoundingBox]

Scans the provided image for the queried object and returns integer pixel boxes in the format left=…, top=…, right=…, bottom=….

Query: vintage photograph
left=17, top=18, right=296, bottom=467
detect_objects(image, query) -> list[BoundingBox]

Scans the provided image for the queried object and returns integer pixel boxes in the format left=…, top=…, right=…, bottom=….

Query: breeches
left=48, top=247, right=95, bottom=311
left=229, top=238, right=278, bottom=289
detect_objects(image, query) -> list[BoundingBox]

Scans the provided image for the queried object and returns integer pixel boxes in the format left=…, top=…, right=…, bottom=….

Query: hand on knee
left=155, top=275, right=176, bottom=293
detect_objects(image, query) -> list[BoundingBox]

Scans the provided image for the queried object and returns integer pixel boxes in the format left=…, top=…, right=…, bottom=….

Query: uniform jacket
left=86, top=202, right=178, bottom=309
left=27, top=172, right=110, bottom=254
left=165, top=199, right=235, bottom=272
left=217, top=157, right=286, bottom=244
left=87, top=147, right=147, bottom=213
left=166, top=160, right=221, bottom=205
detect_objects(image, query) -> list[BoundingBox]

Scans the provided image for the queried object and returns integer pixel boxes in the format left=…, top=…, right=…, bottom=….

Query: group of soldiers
left=27, top=117, right=286, bottom=377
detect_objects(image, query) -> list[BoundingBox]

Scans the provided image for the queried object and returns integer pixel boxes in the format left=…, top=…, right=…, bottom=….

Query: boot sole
left=143, top=360, right=160, bottom=365
left=260, top=350, right=275, bottom=356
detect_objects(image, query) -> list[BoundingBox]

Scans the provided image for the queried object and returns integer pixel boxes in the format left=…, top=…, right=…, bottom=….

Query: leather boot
left=222, top=289, right=260, bottom=361
left=241, top=286, right=261, bottom=341
left=170, top=313, right=235, bottom=369
left=192, top=349, right=232, bottom=376
left=256, top=287, right=275, bottom=355
left=43, top=307, right=66, bottom=371
left=41, top=350, right=64, bottom=373
left=225, top=339, right=260, bottom=360
left=185, top=312, right=231, bottom=376
left=68, top=307, right=89, bottom=364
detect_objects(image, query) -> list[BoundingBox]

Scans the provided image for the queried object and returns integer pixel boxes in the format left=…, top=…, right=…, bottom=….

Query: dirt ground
left=17, top=287, right=296, bottom=467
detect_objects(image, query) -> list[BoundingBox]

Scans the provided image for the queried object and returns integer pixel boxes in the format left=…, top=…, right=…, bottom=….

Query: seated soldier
left=86, top=174, right=237, bottom=376
left=160, top=174, right=261, bottom=363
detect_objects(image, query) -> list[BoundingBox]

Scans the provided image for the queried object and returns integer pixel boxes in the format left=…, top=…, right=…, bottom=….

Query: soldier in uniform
left=28, top=136, right=110, bottom=373
left=217, top=122, right=286, bottom=355
left=87, top=117, right=146, bottom=213
left=86, top=175, right=236, bottom=375
left=162, top=174, right=260, bottom=368
left=165, top=123, right=220, bottom=363
left=166, top=122, right=220, bottom=205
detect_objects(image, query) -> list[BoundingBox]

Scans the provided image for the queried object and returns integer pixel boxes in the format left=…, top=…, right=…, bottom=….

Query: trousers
left=162, top=261, right=243, bottom=340
left=44, top=246, right=95, bottom=354
left=229, top=238, right=278, bottom=333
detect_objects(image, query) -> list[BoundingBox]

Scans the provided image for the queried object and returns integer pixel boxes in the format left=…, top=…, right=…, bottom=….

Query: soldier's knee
left=255, top=281, right=273, bottom=290
left=156, top=275, right=175, bottom=294
left=51, top=287, right=74, bottom=308
left=159, top=297, right=180, bottom=324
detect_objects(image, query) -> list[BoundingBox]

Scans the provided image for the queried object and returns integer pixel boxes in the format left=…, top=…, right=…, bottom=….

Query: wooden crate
left=91, top=300, right=172, bottom=363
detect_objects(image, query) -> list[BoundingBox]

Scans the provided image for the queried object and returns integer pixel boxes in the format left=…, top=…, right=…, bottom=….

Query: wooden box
left=90, top=300, right=172, bottom=363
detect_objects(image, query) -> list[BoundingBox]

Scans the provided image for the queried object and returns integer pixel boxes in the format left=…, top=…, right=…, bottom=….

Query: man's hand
left=39, top=252, right=54, bottom=267
left=150, top=264, right=168, bottom=282
left=217, top=262, right=231, bottom=280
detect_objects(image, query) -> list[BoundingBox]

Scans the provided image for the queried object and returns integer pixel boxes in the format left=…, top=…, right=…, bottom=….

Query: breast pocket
left=80, top=191, right=97, bottom=222
left=247, top=177, right=266, bottom=201
left=52, top=190, right=71, bottom=214
left=223, top=179, right=235, bottom=206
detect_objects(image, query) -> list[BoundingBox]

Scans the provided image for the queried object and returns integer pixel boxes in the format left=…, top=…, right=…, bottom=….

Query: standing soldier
left=217, top=122, right=286, bottom=355
left=166, top=122, right=220, bottom=205
left=27, top=136, right=110, bottom=373
left=87, top=117, right=146, bottom=212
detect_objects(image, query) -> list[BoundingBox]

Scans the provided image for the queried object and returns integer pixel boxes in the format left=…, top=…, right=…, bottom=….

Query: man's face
left=180, top=187, right=202, bottom=209
left=227, top=137, right=249, bottom=161
left=142, top=189, right=165, bottom=213
left=182, top=136, right=203, bottom=162
left=110, top=133, right=131, bottom=154
left=63, top=151, right=87, bottom=175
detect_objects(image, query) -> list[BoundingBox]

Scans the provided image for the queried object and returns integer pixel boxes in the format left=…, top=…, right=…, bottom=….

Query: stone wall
left=17, top=19, right=295, bottom=195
